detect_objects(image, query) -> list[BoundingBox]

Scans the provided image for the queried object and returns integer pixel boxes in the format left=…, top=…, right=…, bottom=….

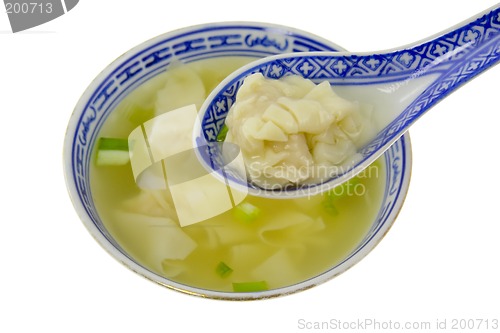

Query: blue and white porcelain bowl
left=63, top=22, right=412, bottom=300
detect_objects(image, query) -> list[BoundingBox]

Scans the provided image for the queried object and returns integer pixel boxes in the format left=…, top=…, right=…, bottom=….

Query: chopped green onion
left=215, top=261, right=233, bottom=278
left=232, top=281, right=268, bottom=292
left=216, top=124, right=229, bottom=142
left=98, top=137, right=128, bottom=150
left=95, top=137, right=130, bottom=166
left=233, top=202, right=261, bottom=223
left=322, top=199, right=339, bottom=216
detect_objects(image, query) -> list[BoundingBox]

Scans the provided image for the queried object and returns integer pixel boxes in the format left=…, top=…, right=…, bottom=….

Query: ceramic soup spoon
left=197, top=5, right=499, bottom=198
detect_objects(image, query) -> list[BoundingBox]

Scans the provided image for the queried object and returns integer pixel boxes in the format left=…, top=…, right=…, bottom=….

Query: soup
left=90, top=57, right=385, bottom=292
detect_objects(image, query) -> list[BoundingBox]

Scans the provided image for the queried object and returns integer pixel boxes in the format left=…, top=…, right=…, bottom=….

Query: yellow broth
left=90, top=57, right=386, bottom=292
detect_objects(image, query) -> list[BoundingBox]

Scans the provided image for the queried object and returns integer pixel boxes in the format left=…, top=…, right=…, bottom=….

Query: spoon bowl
left=197, top=5, right=499, bottom=198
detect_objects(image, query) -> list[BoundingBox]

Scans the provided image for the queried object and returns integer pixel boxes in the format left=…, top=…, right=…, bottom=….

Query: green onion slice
left=232, top=281, right=268, bottom=292
left=215, top=261, right=233, bottom=278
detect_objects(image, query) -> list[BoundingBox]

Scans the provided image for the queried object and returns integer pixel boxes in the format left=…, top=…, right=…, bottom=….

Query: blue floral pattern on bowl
left=64, top=22, right=412, bottom=300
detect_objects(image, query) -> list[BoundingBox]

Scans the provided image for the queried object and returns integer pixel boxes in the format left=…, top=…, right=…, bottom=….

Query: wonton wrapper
left=224, top=73, right=374, bottom=188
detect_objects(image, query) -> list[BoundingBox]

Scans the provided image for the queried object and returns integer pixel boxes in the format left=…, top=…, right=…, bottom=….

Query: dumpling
left=262, top=104, right=299, bottom=134
left=277, top=97, right=333, bottom=134
left=223, top=73, right=374, bottom=187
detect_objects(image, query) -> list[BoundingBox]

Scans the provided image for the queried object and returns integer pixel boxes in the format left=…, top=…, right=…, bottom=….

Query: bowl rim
left=63, top=21, right=412, bottom=301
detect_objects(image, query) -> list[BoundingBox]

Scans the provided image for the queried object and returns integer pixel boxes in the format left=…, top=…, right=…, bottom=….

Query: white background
left=1, top=1, right=499, bottom=332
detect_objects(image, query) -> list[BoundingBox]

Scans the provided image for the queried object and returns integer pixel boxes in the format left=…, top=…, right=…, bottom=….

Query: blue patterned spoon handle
left=360, top=5, right=500, bottom=156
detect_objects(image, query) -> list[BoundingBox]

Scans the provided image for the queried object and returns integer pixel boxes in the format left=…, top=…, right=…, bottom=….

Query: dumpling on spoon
left=223, top=73, right=375, bottom=189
